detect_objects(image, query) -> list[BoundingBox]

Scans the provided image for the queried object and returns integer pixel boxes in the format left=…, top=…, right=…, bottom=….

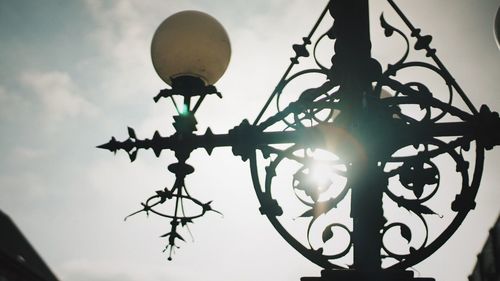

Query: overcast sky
left=0, top=1, right=499, bottom=281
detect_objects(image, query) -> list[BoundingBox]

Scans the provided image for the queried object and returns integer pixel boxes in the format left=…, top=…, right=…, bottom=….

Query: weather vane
left=99, top=0, right=500, bottom=280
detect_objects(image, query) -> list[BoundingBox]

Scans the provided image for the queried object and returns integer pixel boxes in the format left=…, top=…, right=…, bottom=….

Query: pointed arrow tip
left=96, top=142, right=112, bottom=151
left=97, top=137, right=118, bottom=152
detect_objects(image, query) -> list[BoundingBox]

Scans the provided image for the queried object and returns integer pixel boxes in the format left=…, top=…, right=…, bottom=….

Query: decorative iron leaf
left=380, top=14, right=395, bottom=37
left=299, top=208, right=315, bottom=218
left=400, top=224, right=412, bottom=243
left=397, top=198, right=439, bottom=216
left=174, top=232, right=185, bottom=242
left=412, top=204, right=438, bottom=216
left=322, top=226, right=334, bottom=243
left=129, top=150, right=137, bottom=162
left=299, top=198, right=340, bottom=219
left=127, top=127, right=136, bottom=139
left=160, top=232, right=172, bottom=238
left=412, top=183, right=425, bottom=198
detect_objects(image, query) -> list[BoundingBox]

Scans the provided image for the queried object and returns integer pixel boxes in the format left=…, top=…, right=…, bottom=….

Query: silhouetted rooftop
left=0, top=209, right=59, bottom=281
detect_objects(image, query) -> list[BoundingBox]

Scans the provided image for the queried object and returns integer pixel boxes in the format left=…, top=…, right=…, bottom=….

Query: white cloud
left=9, top=146, right=47, bottom=162
left=0, top=171, right=48, bottom=206
left=20, top=71, right=98, bottom=127
left=85, top=0, right=148, bottom=62
left=82, top=0, right=164, bottom=104
left=0, top=85, right=31, bottom=121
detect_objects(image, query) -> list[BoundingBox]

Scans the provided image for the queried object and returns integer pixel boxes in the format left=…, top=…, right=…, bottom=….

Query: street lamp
left=150, top=10, right=231, bottom=87
left=99, top=0, right=500, bottom=280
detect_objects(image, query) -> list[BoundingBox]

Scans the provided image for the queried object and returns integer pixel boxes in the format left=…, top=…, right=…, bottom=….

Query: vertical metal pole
left=329, top=0, right=384, bottom=273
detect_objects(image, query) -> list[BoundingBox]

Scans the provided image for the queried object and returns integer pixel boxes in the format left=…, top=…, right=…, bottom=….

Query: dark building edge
left=0, top=209, right=59, bottom=281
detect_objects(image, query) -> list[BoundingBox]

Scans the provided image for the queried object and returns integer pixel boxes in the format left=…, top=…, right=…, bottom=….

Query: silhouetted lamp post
left=99, top=1, right=500, bottom=280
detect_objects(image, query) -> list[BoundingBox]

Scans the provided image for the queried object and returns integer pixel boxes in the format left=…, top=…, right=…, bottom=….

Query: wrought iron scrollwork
left=371, top=0, right=495, bottom=269
left=99, top=76, right=224, bottom=260
left=122, top=159, right=221, bottom=261
left=98, top=0, right=500, bottom=273
left=245, top=0, right=500, bottom=271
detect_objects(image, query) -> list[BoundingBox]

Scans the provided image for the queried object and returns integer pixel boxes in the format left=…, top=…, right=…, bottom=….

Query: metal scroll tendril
left=247, top=0, right=499, bottom=270
left=268, top=146, right=352, bottom=259
left=98, top=79, right=223, bottom=261
left=370, top=0, right=489, bottom=269
left=122, top=158, right=222, bottom=261
left=248, top=3, right=354, bottom=269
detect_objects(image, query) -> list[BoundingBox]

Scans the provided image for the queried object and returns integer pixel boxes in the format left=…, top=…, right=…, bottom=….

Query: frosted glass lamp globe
left=151, top=11, right=231, bottom=86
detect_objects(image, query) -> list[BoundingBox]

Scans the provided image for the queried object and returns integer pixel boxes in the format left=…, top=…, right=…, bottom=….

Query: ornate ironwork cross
left=99, top=0, right=500, bottom=280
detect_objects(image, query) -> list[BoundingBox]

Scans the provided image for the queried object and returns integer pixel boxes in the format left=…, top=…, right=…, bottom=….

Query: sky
left=0, top=0, right=499, bottom=281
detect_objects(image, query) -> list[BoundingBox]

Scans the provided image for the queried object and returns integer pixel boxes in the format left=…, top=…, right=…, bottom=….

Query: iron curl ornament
left=98, top=0, right=500, bottom=280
